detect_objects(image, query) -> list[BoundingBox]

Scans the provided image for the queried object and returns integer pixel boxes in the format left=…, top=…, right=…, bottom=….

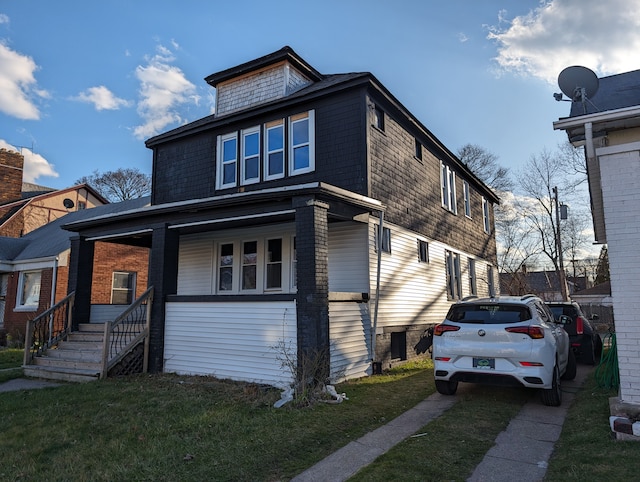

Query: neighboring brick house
left=554, top=68, right=640, bottom=436
left=0, top=149, right=108, bottom=238
left=0, top=198, right=150, bottom=339
left=62, top=47, right=499, bottom=387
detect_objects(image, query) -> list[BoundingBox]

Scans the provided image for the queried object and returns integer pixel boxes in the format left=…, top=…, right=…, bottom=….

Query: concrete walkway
left=0, top=377, right=61, bottom=393
left=294, top=364, right=591, bottom=482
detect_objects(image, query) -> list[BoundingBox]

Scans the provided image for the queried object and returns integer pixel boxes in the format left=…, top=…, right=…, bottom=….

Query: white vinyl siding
left=329, top=302, right=372, bottom=382
left=164, top=301, right=296, bottom=388
left=177, top=235, right=214, bottom=295
left=328, top=222, right=369, bottom=292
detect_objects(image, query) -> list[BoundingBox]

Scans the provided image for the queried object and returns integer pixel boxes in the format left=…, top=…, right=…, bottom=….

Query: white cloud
left=488, top=0, right=640, bottom=84
left=0, top=139, right=58, bottom=183
left=458, top=32, right=469, bottom=43
left=0, top=14, right=9, bottom=24
left=0, top=42, right=49, bottom=120
left=132, top=44, right=199, bottom=140
left=73, top=85, right=131, bottom=111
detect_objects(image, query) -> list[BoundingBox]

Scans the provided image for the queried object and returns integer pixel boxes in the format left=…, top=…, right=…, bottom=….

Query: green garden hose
left=595, top=331, right=619, bottom=390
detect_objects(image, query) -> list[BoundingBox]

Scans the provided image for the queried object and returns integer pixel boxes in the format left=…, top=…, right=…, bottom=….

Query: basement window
left=390, top=332, right=407, bottom=360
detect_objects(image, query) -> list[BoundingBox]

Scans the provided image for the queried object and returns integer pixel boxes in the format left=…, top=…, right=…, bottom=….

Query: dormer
left=205, top=46, right=323, bottom=117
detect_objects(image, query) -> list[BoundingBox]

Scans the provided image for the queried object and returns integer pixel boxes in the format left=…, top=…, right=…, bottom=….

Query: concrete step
left=77, top=323, right=106, bottom=333
left=46, top=347, right=102, bottom=361
left=23, top=365, right=100, bottom=383
left=67, top=332, right=104, bottom=343
left=57, top=340, right=103, bottom=351
left=34, top=356, right=101, bottom=371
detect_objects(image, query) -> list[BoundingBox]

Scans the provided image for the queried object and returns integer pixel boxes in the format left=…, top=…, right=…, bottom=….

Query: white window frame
left=218, top=242, right=236, bottom=292
left=241, top=126, right=261, bottom=186
left=111, top=271, right=137, bottom=305
left=375, top=225, right=391, bottom=254
left=445, top=250, right=462, bottom=300
left=441, top=162, right=457, bottom=214
left=265, top=238, right=283, bottom=291
left=217, top=132, right=238, bottom=189
left=290, top=236, right=297, bottom=289
left=482, top=196, right=491, bottom=233
left=15, top=270, right=41, bottom=311
left=463, top=181, right=471, bottom=218
left=487, top=265, right=495, bottom=297
left=289, top=110, right=315, bottom=175
left=468, top=258, right=477, bottom=295
left=264, top=119, right=285, bottom=181
left=418, top=239, right=429, bottom=263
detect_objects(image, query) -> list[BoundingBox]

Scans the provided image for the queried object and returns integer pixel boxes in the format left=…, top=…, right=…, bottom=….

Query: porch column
left=293, top=196, right=330, bottom=382
left=68, top=235, right=94, bottom=330
left=147, top=224, right=179, bottom=373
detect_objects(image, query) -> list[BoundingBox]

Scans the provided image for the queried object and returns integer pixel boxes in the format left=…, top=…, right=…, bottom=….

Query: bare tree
left=76, top=168, right=151, bottom=202
left=457, top=143, right=513, bottom=192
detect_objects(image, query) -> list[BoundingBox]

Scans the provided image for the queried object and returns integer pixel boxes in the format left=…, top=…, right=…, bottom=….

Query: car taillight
left=505, top=326, right=545, bottom=339
left=575, top=316, right=584, bottom=335
left=434, top=324, right=460, bottom=336
left=519, top=361, right=544, bottom=366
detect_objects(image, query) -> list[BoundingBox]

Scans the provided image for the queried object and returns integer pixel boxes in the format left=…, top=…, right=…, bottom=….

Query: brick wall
left=0, top=148, right=23, bottom=204
left=91, top=242, right=150, bottom=304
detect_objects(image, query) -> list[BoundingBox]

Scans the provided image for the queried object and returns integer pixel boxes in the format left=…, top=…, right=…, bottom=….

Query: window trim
left=240, top=126, right=261, bottom=186
left=418, top=239, right=429, bottom=263
left=482, top=196, right=491, bottom=234
left=463, top=180, right=471, bottom=218
left=468, top=258, right=477, bottom=295
left=446, top=250, right=462, bottom=300
left=111, top=271, right=136, bottom=305
left=289, top=110, right=315, bottom=175
left=264, top=119, right=285, bottom=181
left=15, top=270, right=42, bottom=311
left=373, top=105, right=385, bottom=131
left=441, top=162, right=457, bottom=214
left=414, top=138, right=422, bottom=161
left=375, top=225, right=391, bottom=254
left=217, top=132, right=238, bottom=190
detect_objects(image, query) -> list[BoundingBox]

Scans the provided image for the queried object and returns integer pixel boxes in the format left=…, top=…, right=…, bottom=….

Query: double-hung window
left=418, top=239, right=429, bottom=263
left=375, top=225, right=391, bottom=253
left=266, top=238, right=283, bottom=290
left=241, top=127, right=260, bottom=185
left=112, top=271, right=136, bottom=304
left=16, top=270, right=41, bottom=310
left=265, top=119, right=285, bottom=180
left=482, top=197, right=491, bottom=233
left=218, top=243, right=234, bottom=291
left=463, top=181, right=471, bottom=217
left=441, top=162, right=457, bottom=213
left=289, top=111, right=315, bottom=175
left=445, top=250, right=462, bottom=300
left=241, top=241, right=258, bottom=290
left=217, top=133, right=238, bottom=189
left=468, top=258, right=477, bottom=295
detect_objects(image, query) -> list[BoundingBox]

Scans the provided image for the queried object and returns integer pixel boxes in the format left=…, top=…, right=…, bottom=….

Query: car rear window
left=447, top=304, right=532, bottom=324
left=548, top=305, right=577, bottom=319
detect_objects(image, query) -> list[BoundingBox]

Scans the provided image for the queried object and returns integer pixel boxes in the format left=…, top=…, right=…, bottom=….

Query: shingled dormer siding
left=215, top=62, right=313, bottom=116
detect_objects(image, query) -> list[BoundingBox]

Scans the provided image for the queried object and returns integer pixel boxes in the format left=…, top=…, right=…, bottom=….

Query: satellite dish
left=63, top=198, right=75, bottom=209
left=558, top=66, right=599, bottom=103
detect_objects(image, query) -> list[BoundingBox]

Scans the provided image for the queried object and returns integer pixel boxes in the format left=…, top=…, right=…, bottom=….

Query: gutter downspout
left=371, top=211, right=383, bottom=373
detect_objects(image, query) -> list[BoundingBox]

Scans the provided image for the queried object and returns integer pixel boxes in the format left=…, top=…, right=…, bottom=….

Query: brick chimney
left=0, top=148, right=24, bottom=204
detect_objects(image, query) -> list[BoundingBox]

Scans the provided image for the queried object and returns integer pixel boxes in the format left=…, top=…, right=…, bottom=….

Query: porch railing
left=100, top=287, right=153, bottom=379
left=24, top=292, right=75, bottom=366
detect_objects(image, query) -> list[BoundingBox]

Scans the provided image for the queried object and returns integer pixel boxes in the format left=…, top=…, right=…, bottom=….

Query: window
left=219, top=243, right=234, bottom=291
left=17, top=270, right=41, bottom=309
left=415, top=139, right=422, bottom=160
left=463, top=181, right=471, bottom=217
left=468, top=258, right=477, bottom=295
left=445, top=250, right=462, bottom=300
left=78, top=201, right=86, bottom=210
left=482, top=197, right=491, bottom=233
left=217, top=133, right=238, bottom=189
left=390, top=332, right=407, bottom=360
left=111, top=272, right=136, bottom=305
left=265, top=119, right=285, bottom=180
left=242, top=241, right=258, bottom=290
left=289, top=111, right=315, bottom=175
left=375, top=225, right=391, bottom=253
left=266, top=238, right=283, bottom=290
left=441, top=162, right=457, bottom=213
left=487, top=265, right=495, bottom=297
left=418, top=239, right=429, bottom=263
left=241, top=127, right=260, bottom=185
left=291, top=236, right=297, bottom=289
left=373, top=105, right=385, bottom=131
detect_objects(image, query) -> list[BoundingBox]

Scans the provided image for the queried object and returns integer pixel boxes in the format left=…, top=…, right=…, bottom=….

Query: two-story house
left=61, top=47, right=499, bottom=388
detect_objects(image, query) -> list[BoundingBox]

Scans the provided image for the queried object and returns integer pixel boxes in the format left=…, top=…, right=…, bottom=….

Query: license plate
left=473, top=357, right=495, bottom=369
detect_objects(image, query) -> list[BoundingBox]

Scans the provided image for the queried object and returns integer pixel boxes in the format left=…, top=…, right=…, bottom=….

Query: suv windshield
left=447, top=304, right=532, bottom=324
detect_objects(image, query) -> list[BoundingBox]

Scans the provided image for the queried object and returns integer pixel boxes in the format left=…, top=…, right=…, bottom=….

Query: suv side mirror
left=557, top=314, right=572, bottom=325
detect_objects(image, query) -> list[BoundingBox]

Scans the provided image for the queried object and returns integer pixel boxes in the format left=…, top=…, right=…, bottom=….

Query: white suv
left=432, top=295, right=575, bottom=406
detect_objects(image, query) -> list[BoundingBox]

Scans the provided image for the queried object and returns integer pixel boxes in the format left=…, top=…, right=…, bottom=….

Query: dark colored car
left=546, top=301, right=603, bottom=365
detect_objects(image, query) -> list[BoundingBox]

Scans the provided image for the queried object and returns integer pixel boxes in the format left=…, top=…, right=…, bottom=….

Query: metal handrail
left=100, top=287, right=153, bottom=379
left=23, top=292, right=75, bottom=365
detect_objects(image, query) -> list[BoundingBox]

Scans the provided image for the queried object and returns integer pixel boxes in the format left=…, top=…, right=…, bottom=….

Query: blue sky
left=1, top=0, right=639, bottom=189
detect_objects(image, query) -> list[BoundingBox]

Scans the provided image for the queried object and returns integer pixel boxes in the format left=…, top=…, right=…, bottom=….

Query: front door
left=0, top=273, right=8, bottom=328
